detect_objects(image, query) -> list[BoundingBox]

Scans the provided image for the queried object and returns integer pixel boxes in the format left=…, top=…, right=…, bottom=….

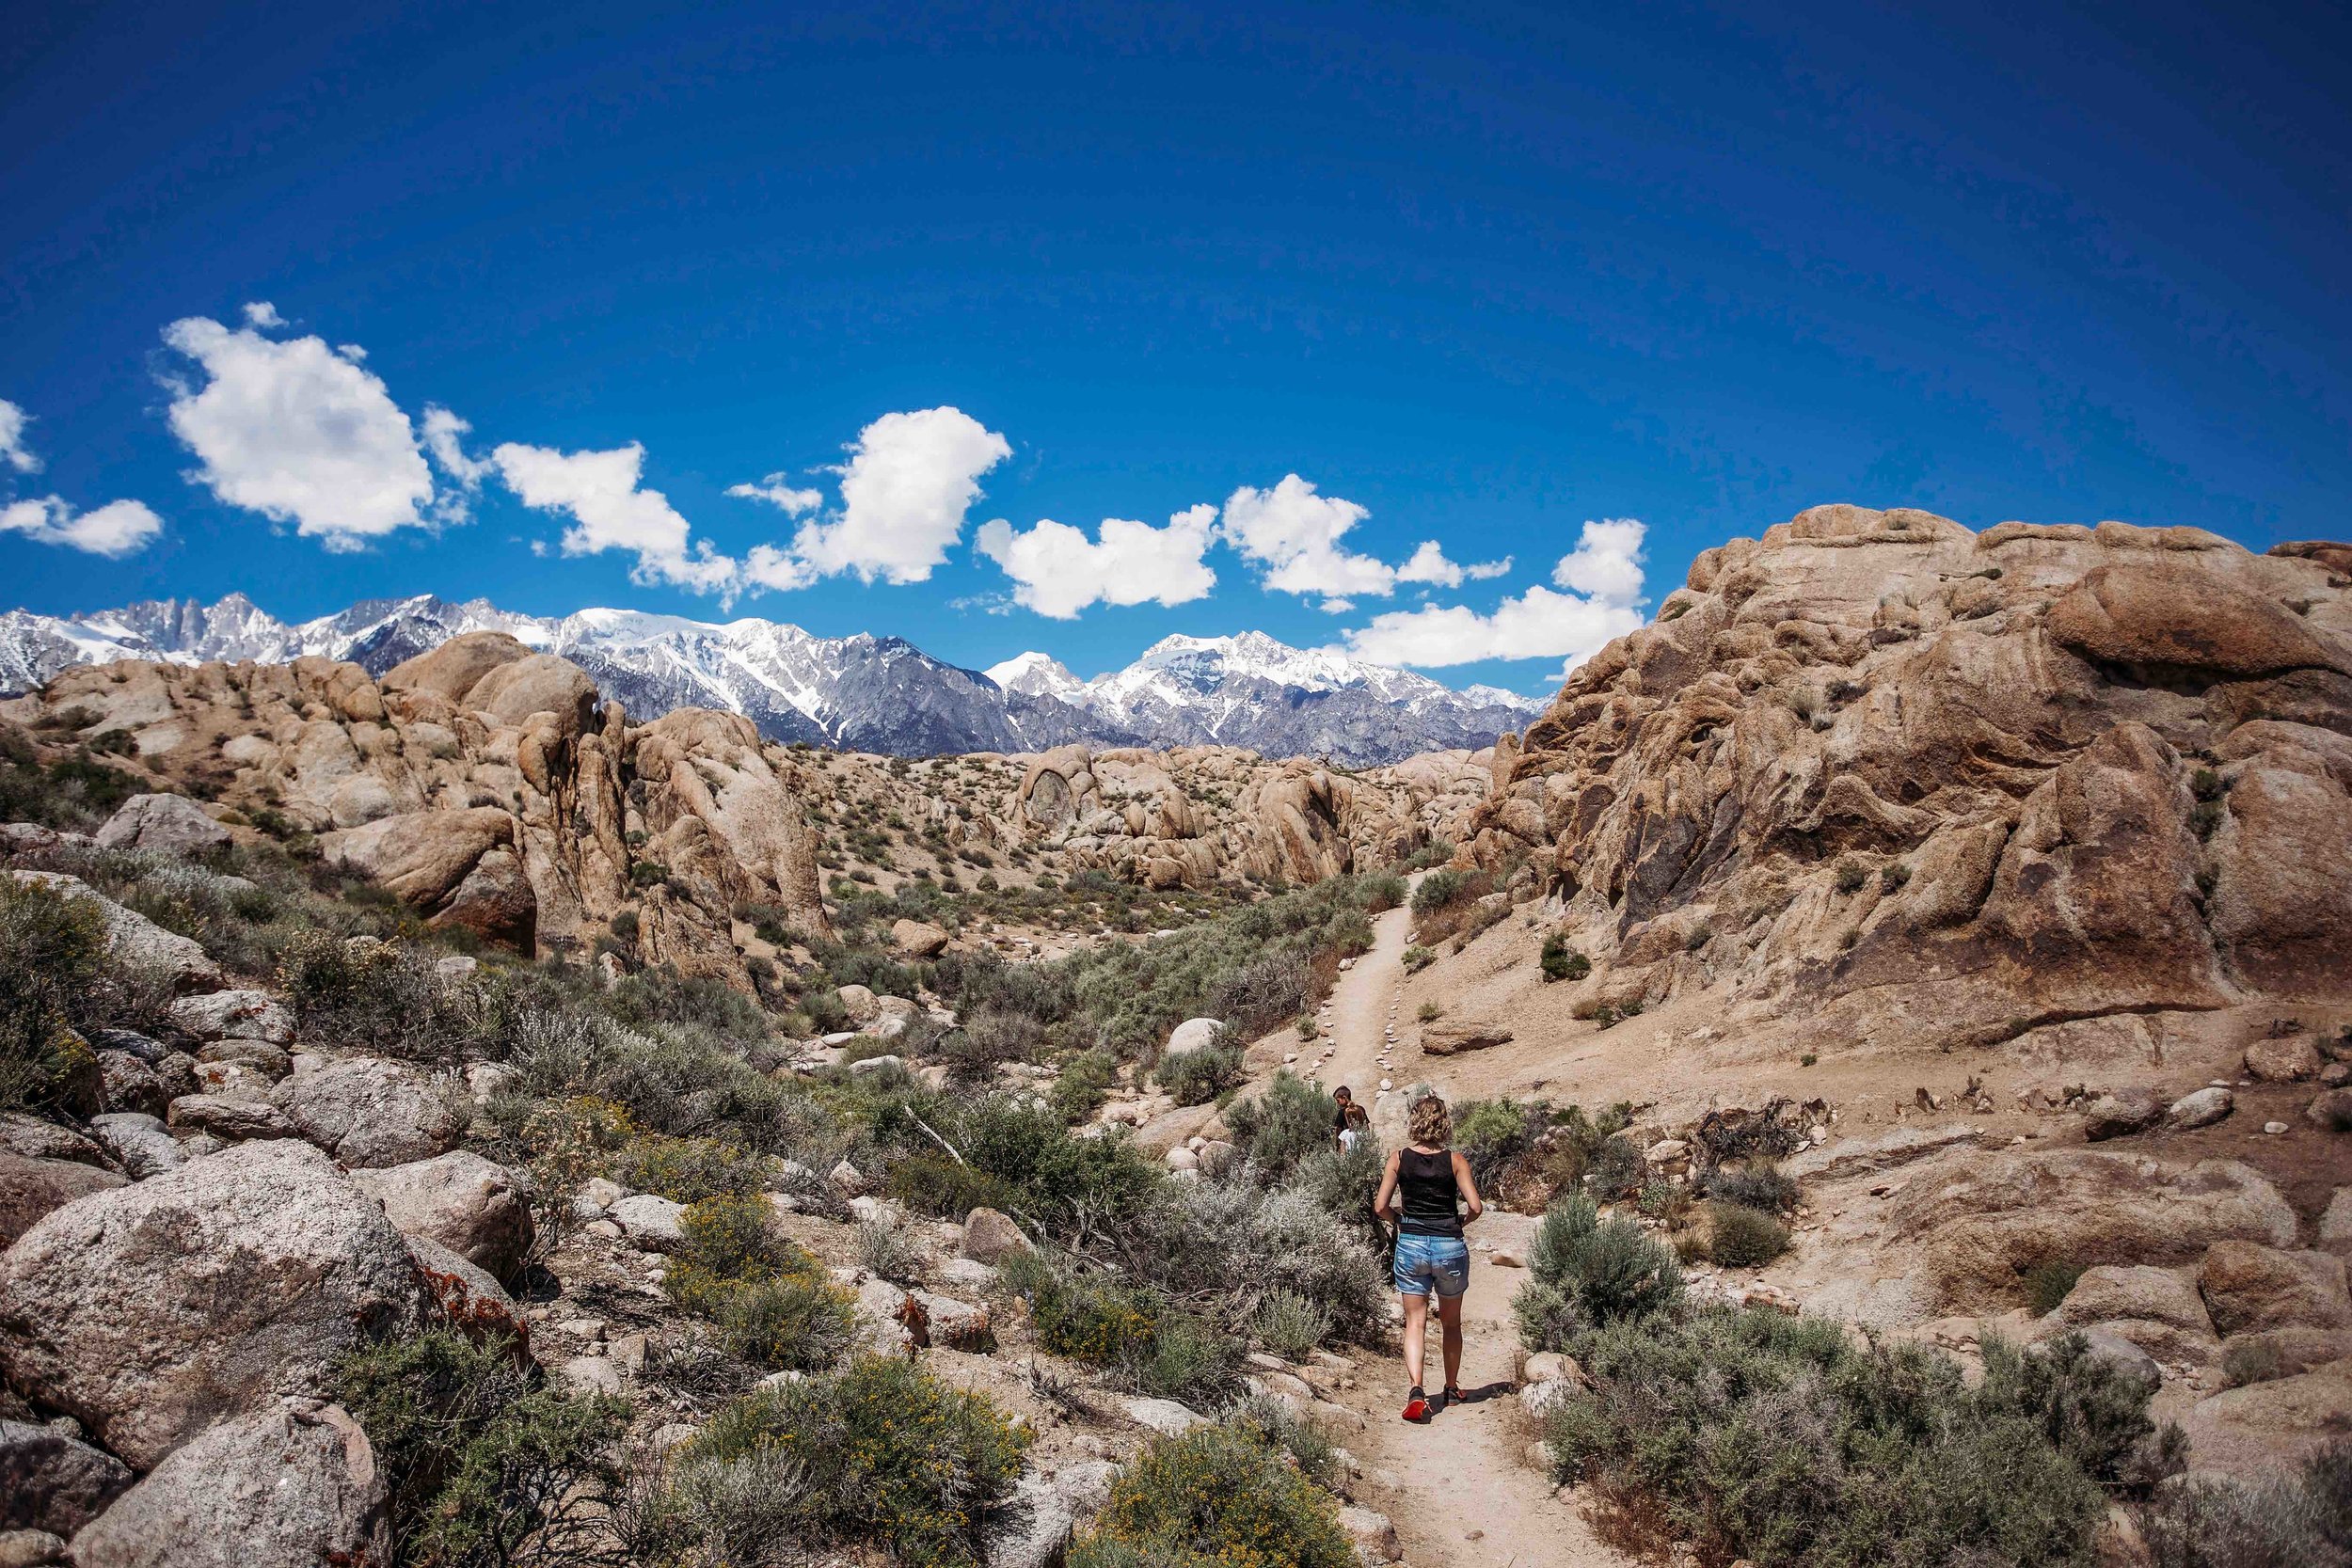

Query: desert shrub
left=278, top=930, right=485, bottom=1065
left=857, top=1219, right=926, bottom=1284
left=631, top=1357, right=1028, bottom=1568
left=1540, top=1307, right=2122, bottom=1568
left=0, top=876, right=109, bottom=1113
left=1016, top=1259, right=1241, bottom=1406
left=1705, top=1200, right=1791, bottom=1268
left=2222, top=1338, right=2288, bottom=1389
left=1514, top=1195, right=1682, bottom=1351
left=1402, top=943, right=1436, bottom=973
left=1980, top=1331, right=2180, bottom=1490
left=666, top=1196, right=854, bottom=1372
left=2139, top=1443, right=2352, bottom=1568
left=1357, top=872, right=1406, bottom=911
left=609, top=1136, right=772, bottom=1202
left=2024, top=1259, right=2088, bottom=1316
left=336, top=1328, right=626, bottom=1568
left=1834, top=858, right=1868, bottom=894
left=1046, top=1048, right=1117, bottom=1122
left=1157, top=1036, right=1242, bottom=1106
left=1410, top=867, right=1475, bottom=914
left=1069, top=1424, right=1355, bottom=1568
left=940, top=1007, right=1045, bottom=1084
left=1583, top=1133, right=1646, bottom=1200
left=1292, top=1137, right=1388, bottom=1253
left=1255, top=1287, right=1334, bottom=1359
left=1453, top=1096, right=1544, bottom=1191
left=1131, top=1179, right=1386, bottom=1347
left=604, top=965, right=771, bottom=1040
left=889, top=1093, right=1162, bottom=1243
left=1224, top=1069, right=1337, bottom=1178
left=1221, top=1394, right=1343, bottom=1489
left=1416, top=1000, right=1440, bottom=1022
left=1707, top=1161, right=1799, bottom=1214
left=887, top=1153, right=1025, bottom=1220
left=1541, top=933, right=1593, bottom=982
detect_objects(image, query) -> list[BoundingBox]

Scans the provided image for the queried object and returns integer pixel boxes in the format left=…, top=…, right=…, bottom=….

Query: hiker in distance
left=1373, top=1091, right=1485, bottom=1422
left=1331, top=1084, right=1357, bottom=1151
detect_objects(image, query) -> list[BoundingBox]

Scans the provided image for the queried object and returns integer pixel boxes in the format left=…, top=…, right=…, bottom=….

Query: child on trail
left=1339, top=1102, right=1372, bottom=1152
left=1331, top=1085, right=1356, bottom=1151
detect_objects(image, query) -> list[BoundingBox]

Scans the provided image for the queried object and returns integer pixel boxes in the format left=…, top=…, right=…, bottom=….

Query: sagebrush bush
left=2024, top=1259, right=2088, bottom=1316
left=1542, top=1307, right=2129, bottom=1568
left=1707, top=1161, right=1799, bottom=1214
left=1155, top=1037, right=1242, bottom=1106
left=1981, top=1331, right=2180, bottom=1490
left=1541, top=933, right=1592, bottom=982
left=2223, top=1338, right=2288, bottom=1389
left=666, top=1196, right=854, bottom=1372
left=608, top=1135, right=772, bottom=1202
left=2139, top=1442, right=2352, bottom=1568
left=1070, top=1424, right=1356, bottom=1568
left=1046, top=1047, right=1117, bottom=1122
left=939, top=1007, right=1045, bottom=1084
left=629, top=1357, right=1029, bottom=1568
left=1706, top=1199, right=1791, bottom=1268
left=1409, top=867, right=1475, bottom=914
left=1225, top=1069, right=1337, bottom=1178
left=1515, top=1195, right=1682, bottom=1350
left=0, top=876, right=110, bottom=1114
left=1254, top=1287, right=1333, bottom=1359
left=337, top=1328, right=627, bottom=1568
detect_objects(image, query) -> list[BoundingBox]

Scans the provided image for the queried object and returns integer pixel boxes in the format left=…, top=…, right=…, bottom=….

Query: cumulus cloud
left=975, top=503, right=1217, bottom=619
left=1395, top=539, right=1512, bottom=589
left=491, top=440, right=738, bottom=595
left=160, top=312, right=436, bottom=549
left=1, top=497, right=164, bottom=557
left=727, top=473, right=824, bottom=515
left=241, top=301, right=285, bottom=328
left=1552, top=516, right=1645, bottom=603
left=1334, top=518, right=1649, bottom=673
left=783, top=406, right=1009, bottom=584
left=741, top=543, right=818, bottom=594
left=0, top=400, right=40, bottom=474
left=421, top=405, right=491, bottom=490
left=1218, top=474, right=1399, bottom=599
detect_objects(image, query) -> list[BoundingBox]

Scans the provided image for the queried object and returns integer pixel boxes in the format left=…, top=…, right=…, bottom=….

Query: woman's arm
left=1452, top=1151, right=1486, bottom=1223
left=1374, top=1151, right=1402, bottom=1224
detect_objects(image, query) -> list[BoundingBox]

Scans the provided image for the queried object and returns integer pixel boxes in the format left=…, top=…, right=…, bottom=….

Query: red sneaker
left=1401, top=1388, right=1432, bottom=1423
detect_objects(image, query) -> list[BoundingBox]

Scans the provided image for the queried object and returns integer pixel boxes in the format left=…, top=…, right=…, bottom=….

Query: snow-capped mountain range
left=0, top=594, right=1541, bottom=765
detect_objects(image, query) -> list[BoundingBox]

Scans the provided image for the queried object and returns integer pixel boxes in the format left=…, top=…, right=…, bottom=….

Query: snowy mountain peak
left=984, top=651, right=1086, bottom=702
left=1, top=594, right=1542, bottom=765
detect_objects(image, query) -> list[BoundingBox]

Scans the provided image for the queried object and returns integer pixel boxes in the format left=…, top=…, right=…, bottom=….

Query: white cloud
left=242, top=301, right=285, bottom=328
left=1218, top=474, right=1399, bottom=599
left=1333, top=518, right=1648, bottom=673
left=0, top=400, right=40, bottom=474
left=784, top=406, right=1009, bottom=584
left=421, top=405, right=492, bottom=492
left=975, top=503, right=1217, bottom=619
left=161, top=314, right=436, bottom=549
left=1319, top=596, right=1356, bottom=614
left=727, top=473, right=824, bottom=515
left=1395, top=539, right=1512, bottom=588
left=490, top=440, right=738, bottom=595
left=741, top=544, right=818, bottom=594
left=1, top=496, right=164, bottom=557
left=1551, top=516, right=1646, bottom=603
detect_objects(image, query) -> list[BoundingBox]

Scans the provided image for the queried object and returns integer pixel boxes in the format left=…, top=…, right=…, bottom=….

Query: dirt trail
left=1288, top=896, right=1631, bottom=1568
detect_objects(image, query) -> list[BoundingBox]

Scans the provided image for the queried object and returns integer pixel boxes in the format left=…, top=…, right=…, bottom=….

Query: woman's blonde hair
left=1407, top=1093, right=1451, bottom=1148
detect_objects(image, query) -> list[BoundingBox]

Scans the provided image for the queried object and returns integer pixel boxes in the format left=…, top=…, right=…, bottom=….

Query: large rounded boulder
left=0, top=1140, right=427, bottom=1470
left=352, top=1149, right=536, bottom=1281
left=68, top=1398, right=391, bottom=1568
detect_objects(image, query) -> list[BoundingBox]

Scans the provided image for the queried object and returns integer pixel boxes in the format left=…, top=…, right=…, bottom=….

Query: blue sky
left=2, top=0, right=2346, bottom=695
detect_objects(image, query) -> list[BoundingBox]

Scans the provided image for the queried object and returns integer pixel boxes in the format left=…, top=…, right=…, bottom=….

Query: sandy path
left=1284, top=895, right=1630, bottom=1567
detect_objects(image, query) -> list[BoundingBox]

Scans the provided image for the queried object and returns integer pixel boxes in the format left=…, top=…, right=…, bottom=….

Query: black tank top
left=1398, top=1148, right=1462, bottom=1237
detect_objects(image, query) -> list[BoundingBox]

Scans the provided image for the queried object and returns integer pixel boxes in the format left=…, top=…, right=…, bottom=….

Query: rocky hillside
left=0, top=631, right=1490, bottom=991
left=1467, top=507, right=2352, bottom=1056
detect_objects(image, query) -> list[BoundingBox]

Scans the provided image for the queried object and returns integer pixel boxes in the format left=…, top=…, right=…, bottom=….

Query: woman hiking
left=1373, top=1091, right=1484, bottom=1422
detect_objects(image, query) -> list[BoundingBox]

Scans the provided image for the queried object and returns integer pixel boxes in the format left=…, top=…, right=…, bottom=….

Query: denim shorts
left=1391, top=1231, right=1470, bottom=1298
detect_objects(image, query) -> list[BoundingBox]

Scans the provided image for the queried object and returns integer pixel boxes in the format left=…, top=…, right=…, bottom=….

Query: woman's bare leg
left=1401, top=1291, right=1429, bottom=1390
left=1438, top=1291, right=1466, bottom=1390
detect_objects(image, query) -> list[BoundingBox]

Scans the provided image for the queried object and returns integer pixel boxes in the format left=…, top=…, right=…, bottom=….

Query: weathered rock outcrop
left=0, top=1141, right=427, bottom=1469
left=1469, top=508, right=2352, bottom=1051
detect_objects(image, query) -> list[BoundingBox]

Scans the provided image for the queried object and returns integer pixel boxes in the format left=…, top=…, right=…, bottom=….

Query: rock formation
left=1468, top=507, right=2352, bottom=1052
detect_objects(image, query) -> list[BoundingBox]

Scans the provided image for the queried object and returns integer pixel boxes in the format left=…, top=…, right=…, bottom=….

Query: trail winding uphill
left=1263, top=892, right=1633, bottom=1568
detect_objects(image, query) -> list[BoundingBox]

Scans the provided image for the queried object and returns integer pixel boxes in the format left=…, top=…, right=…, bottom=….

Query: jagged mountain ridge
left=0, top=594, right=1537, bottom=764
